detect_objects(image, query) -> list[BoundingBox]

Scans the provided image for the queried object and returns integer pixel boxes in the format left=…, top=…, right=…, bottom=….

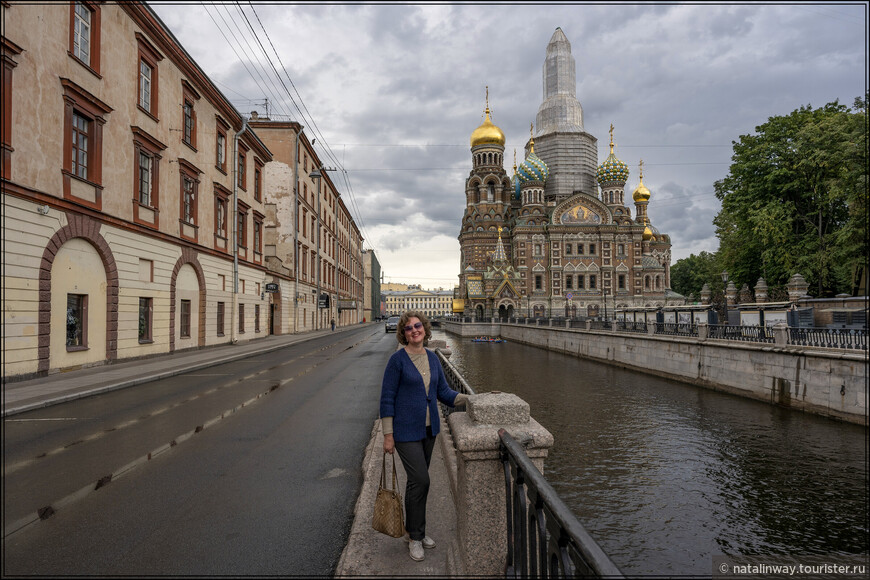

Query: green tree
left=670, top=251, right=722, bottom=300
left=713, top=96, right=868, bottom=297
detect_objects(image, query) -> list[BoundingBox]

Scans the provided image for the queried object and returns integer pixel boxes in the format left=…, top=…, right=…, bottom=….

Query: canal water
left=432, top=330, right=868, bottom=576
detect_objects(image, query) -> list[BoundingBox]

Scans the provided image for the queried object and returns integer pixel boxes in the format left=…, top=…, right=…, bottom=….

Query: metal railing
left=499, top=430, right=623, bottom=578
left=708, top=324, right=774, bottom=343
left=788, top=327, right=867, bottom=350
left=616, top=320, right=647, bottom=333
left=435, top=349, right=475, bottom=416
left=654, top=322, right=697, bottom=336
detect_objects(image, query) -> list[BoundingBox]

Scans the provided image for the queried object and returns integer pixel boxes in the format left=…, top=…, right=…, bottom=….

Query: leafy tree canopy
left=710, top=95, right=867, bottom=297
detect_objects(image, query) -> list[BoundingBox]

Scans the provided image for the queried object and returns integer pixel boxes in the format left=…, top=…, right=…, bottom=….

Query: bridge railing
left=435, top=348, right=475, bottom=416
left=788, top=327, right=867, bottom=350
left=499, top=429, right=623, bottom=578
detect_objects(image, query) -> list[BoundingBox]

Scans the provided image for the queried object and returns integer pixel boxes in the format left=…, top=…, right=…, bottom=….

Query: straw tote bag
left=372, top=453, right=405, bottom=538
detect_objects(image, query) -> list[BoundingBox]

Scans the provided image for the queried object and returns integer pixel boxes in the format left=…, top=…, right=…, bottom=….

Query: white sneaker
left=409, top=539, right=424, bottom=561
left=404, top=534, right=436, bottom=549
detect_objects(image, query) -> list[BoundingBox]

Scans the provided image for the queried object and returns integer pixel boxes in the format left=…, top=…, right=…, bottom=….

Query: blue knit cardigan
left=380, top=348, right=460, bottom=442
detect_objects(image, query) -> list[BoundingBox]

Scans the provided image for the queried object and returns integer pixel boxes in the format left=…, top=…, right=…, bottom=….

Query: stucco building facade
left=1, top=2, right=364, bottom=380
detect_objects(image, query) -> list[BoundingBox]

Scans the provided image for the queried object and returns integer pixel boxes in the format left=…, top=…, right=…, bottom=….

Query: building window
left=535, top=275, right=542, bottom=291
left=239, top=304, right=245, bottom=333
left=589, top=244, right=597, bottom=255
left=566, top=276, right=573, bottom=290
left=70, top=2, right=100, bottom=74
left=237, top=148, right=247, bottom=190
left=255, top=304, right=260, bottom=332
left=180, top=81, right=199, bottom=149
left=180, top=299, right=191, bottom=338
left=237, top=209, right=247, bottom=250
left=66, top=293, right=87, bottom=349
left=178, top=159, right=202, bottom=240
left=253, top=219, right=262, bottom=257
left=62, top=79, right=111, bottom=208
left=139, top=297, right=153, bottom=342
left=139, top=61, right=152, bottom=111
left=577, top=244, right=584, bottom=255
left=589, top=275, right=597, bottom=289
left=138, top=151, right=152, bottom=205
left=136, top=34, right=162, bottom=118
left=182, top=176, right=195, bottom=224
left=215, top=188, right=229, bottom=241
left=254, top=160, right=262, bottom=201
left=618, top=274, right=625, bottom=290
left=565, top=244, right=572, bottom=255
left=183, top=100, right=194, bottom=145
left=216, top=133, right=226, bottom=171
left=73, top=3, right=91, bottom=63
left=217, top=302, right=225, bottom=336
left=577, top=275, right=585, bottom=290
left=617, top=243, right=624, bottom=256
left=71, top=113, right=89, bottom=179
left=131, top=127, right=165, bottom=227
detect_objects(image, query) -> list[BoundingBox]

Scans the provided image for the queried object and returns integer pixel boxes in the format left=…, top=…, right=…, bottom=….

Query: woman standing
left=380, top=311, right=468, bottom=562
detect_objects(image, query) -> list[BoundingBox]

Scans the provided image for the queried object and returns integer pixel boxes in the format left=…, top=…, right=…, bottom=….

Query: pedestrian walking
left=331, top=318, right=336, bottom=331
left=379, top=310, right=468, bottom=562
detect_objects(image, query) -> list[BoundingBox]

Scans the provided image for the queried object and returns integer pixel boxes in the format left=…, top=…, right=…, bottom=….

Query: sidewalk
left=2, top=326, right=349, bottom=417
left=335, top=415, right=459, bottom=577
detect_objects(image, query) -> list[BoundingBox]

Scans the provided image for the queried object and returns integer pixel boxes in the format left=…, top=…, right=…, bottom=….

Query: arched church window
left=487, top=183, right=494, bottom=201
left=645, top=276, right=650, bottom=289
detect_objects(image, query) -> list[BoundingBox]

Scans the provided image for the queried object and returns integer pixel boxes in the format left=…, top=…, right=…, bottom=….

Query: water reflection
left=434, top=330, right=868, bottom=576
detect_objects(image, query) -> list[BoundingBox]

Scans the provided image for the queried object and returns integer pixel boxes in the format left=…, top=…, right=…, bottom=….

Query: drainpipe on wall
left=292, top=126, right=300, bottom=334
left=232, top=118, right=249, bottom=344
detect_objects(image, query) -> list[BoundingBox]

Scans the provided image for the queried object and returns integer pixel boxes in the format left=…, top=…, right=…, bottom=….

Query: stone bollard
left=647, top=321, right=656, bottom=335
left=697, top=321, right=709, bottom=340
left=565, top=319, right=571, bottom=329
left=585, top=319, right=592, bottom=330
left=447, top=392, right=554, bottom=576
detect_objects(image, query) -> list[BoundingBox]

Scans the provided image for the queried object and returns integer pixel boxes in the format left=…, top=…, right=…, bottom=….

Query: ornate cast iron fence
left=708, top=324, right=774, bottom=343
left=655, top=322, right=697, bottom=336
left=499, top=430, right=623, bottom=578
left=788, top=327, right=867, bottom=350
left=617, top=321, right=647, bottom=333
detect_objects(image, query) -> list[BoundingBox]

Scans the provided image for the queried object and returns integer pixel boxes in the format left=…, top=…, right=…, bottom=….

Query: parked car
left=385, top=316, right=400, bottom=333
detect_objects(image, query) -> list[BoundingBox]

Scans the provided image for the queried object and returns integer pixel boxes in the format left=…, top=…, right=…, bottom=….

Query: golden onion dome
left=643, top=225, right=654, bottom=241
left=471, top=106, right=506, bottom=148
left=632, top=159, right=651, bottom=202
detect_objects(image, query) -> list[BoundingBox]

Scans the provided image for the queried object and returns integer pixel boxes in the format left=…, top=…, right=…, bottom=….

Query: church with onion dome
left=457, top=27, right=684, bottom=319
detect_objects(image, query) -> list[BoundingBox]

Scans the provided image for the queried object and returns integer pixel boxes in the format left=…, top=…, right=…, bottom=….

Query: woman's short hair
left=396, top=311, right=432, bottom=346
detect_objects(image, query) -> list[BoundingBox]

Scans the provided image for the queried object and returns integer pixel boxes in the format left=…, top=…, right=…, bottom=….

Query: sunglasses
left=403, top=322, right=424, bottom=332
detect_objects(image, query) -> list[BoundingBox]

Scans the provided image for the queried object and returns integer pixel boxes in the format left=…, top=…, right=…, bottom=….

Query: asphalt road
left=3, top=325, right=395, bottom=576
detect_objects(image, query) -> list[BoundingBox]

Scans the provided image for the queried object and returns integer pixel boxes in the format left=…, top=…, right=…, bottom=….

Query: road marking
left=6, top=418, right=83, bottom=422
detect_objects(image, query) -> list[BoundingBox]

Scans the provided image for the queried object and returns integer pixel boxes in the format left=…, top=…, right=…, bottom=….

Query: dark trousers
left=394, top=427, right=436, bottom=541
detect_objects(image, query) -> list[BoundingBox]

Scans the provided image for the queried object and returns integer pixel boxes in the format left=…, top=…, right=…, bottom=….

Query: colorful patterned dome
left=597, top=124, right=629, bottom=184
left=517, top=137, right=549, bottom=184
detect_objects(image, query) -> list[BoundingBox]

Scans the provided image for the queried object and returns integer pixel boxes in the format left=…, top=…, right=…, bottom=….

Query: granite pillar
left=447, top=393, right=554, bottom=576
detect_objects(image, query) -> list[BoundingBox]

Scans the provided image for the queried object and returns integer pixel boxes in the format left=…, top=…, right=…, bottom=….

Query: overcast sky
left=150, top=2, right=867, bottom=289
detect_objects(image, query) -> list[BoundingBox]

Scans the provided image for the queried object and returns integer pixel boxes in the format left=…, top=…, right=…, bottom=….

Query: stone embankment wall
left=442, top=321, right=867, bottom=426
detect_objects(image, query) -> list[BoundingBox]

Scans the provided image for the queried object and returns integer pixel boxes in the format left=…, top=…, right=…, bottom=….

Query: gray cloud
left=152, top=2, right=866, bottom=286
